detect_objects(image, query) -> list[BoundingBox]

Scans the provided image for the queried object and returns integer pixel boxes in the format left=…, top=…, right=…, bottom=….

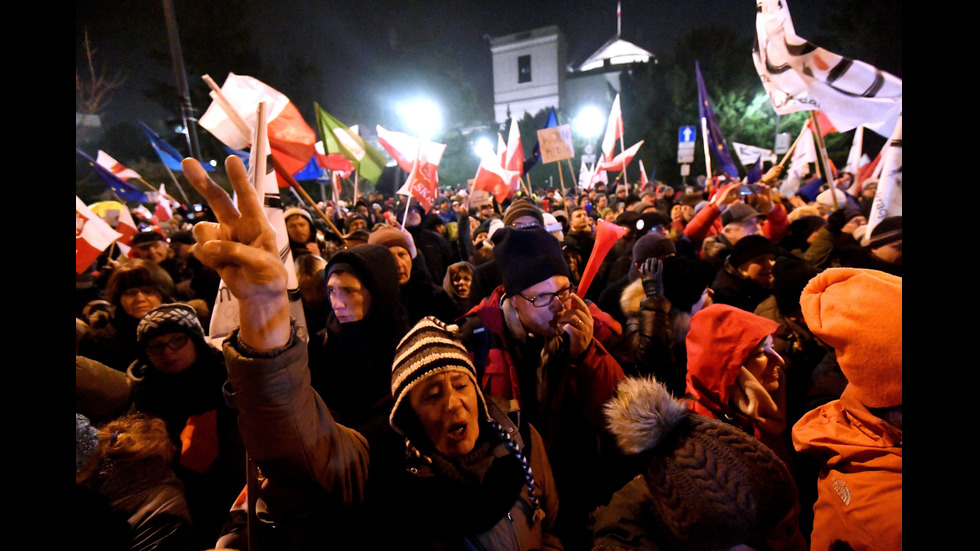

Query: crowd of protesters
left=76, top=155, right=901, bottom=550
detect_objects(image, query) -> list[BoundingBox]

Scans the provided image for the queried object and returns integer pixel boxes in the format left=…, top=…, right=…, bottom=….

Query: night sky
left=77, top=0, right=889, bottom=133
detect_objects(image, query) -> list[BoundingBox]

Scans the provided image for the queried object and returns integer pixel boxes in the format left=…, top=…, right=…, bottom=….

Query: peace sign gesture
left=183, top=155, right=290, bottom=351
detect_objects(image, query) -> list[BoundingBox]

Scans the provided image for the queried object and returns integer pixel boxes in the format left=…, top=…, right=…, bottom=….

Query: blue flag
left=746, top=156, right=763, bottom=184
left=525, top=108, right=561, bottom=176
left=695, top=62, right=739, bottom=178
left=292, top=154, right=324, bottom=180
left=223, top=146, right=251, bottom=169
left=138, top=120, right=214, bottom=172
left=76, top=149, right=148, bottom=202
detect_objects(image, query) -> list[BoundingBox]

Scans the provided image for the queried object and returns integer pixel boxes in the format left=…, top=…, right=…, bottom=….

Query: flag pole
left=566, top=158, right=578, bottom=189
left=777, top=128, right=809, bottom=168
left=700, top=117, right=714, bottom=185
left=809, top=112, right=840, bottom=210
left=557, top=162, right=566, bottom=203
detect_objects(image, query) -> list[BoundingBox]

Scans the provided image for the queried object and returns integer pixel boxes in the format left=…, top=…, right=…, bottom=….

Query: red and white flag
left=76, top=196, right=121, bottom=274
left=497, top=133, right=508, bottom=166
left=599, top=140, right=643, bottom=172
left=314, top=141, right=356, bottom=178
left=399, top=139, right=441, bottom=212
left=154, top=184, right=174, bottom=222
left=96, top=151, right=142, bottom=181
left=473, top=156, right=520, bottom=204
left=601, top=94, right=623, bottom=161
left=115, top=203, right=139, bottom=246
left=376, top=125, right=446, bottom=173
left=639, top=159, right=650, bottom=189
left=504, top=119, right=524, bottom=194
left=199, top=72, right=317, bottom=178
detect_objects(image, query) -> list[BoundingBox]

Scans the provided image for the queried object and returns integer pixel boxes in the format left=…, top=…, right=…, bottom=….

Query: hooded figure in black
left=309, top=244, right=410, bottom=430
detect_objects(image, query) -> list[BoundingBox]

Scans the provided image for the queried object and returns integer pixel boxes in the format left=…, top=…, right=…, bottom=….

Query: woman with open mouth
left=183, top=156, right=561, bottom=550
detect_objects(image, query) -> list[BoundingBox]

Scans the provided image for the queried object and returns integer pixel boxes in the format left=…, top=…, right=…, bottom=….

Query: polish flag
left=599, top=140, right=643, bottom=172
left=76, top=196, right=122, bottom=274
left=314, top=141, right=355, bottom=178
left=504, top=119, right=524, bottom=194
left=639, top=159, right=650, bottom=189
left=154, top=184, right=174, bottom=222
left=115, top=203, right=139, bottom=246
left=376, top=125, right=447, bottom=173
left=199, top=72, right=317, bottom=178
left=473, top=157, right=520, bottom=204
left=96, top=151, right=142, bottom=181
left=601, top=94, right=624, bottom=161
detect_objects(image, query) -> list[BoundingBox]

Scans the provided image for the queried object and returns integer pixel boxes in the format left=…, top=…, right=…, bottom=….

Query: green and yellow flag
left=315, top=103, right=386, bottom=183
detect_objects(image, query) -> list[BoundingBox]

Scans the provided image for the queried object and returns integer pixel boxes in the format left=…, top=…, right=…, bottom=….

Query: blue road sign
left=679, top=125, right=697, bottom=144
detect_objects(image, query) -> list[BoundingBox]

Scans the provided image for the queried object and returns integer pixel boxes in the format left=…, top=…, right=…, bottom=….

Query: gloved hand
left=638, top=257, right=664, bottom=298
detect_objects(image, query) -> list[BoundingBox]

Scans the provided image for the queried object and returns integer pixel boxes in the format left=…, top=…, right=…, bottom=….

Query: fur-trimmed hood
left=618, top=278, right=646, bottom=318
left=603, top=376, right=690, bottom=456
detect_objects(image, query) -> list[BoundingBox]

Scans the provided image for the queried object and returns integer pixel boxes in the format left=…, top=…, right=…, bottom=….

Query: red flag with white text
left=403, top=140, right=441, bottom=212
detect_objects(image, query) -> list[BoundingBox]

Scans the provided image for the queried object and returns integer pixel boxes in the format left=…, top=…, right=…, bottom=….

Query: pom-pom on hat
left=390, top=316, right=491, bottom=437
left=492, top=225, right=570, bottom=295
left=603, top=377, right=803, bottom=550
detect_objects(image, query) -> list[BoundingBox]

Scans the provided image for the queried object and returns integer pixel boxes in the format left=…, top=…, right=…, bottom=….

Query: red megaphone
left=576, top=219, right=629, bottom=297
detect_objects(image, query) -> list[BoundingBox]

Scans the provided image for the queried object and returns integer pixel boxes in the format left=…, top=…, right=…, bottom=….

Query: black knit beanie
left=502, top=199, right=544, bottom=228
left=492, top=226, right=570, bottom=295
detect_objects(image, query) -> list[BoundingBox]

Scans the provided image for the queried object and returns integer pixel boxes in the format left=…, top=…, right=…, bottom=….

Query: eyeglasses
left=518, top=286, right=573, bottom=308
left=145, top=334, right=190, bottom=356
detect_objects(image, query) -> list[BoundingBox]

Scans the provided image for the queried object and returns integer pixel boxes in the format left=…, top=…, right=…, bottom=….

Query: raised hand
left=638, top=257, right=664, bottom=298
left=559, top=293, right=595, bottom=359
left=183, top=155, right=290, bottom=351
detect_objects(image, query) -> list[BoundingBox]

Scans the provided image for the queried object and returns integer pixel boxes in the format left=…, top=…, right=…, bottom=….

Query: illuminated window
left=518, top=55, right=531, bottom=83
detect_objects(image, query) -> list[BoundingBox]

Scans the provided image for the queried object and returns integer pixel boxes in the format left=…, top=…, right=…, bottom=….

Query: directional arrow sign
left=678, top=125, right=696, bottom=163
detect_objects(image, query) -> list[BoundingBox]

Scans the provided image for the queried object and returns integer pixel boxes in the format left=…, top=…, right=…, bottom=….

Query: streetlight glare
left=473, top=137, right=496, bottom=161
left=398, top=98, right=443, bottom=139
left=574, top=106, right=605, bottom=138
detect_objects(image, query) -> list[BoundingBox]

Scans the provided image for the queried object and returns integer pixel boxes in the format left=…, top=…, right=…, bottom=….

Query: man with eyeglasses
left=458, top=224, right=627, bottom=549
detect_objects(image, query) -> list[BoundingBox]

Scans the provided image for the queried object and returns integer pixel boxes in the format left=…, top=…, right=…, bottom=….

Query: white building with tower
left=488, top=23, right=656, bottom=126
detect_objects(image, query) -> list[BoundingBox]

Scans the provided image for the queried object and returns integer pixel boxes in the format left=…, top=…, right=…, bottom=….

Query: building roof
left=576, top=36, right=655, bottom=72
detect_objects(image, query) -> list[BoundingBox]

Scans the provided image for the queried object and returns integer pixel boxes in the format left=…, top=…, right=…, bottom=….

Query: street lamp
left=472, top=136, right=496, bottom=161
left=397, top=98, right=443, bottom=139
left=574, top=105, right=605, bottom=139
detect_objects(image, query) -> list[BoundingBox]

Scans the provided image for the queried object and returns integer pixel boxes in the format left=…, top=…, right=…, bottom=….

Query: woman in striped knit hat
left=182, top=155, right=561, bottom=550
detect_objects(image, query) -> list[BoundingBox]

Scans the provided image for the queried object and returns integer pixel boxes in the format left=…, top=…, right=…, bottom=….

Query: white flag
left=843, top=126, right=865, bottom=176
left=732, top=142, right=778, bottom=166
left=788, top=126, right=818, bottom=178
left=865, top=114, right=902, bottom=240
left=753, top=0, right=902, bottom=137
